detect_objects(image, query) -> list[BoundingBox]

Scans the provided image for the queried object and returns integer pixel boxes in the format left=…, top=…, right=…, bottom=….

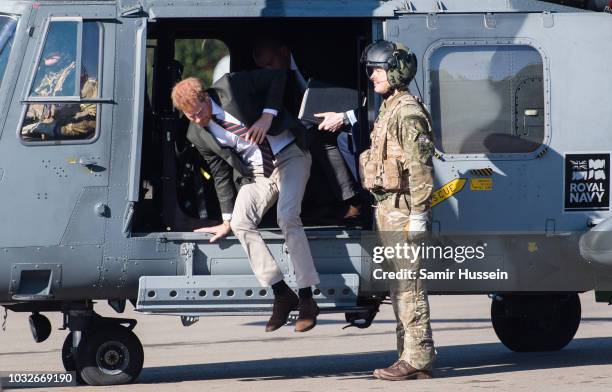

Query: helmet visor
left=366, top=64, right=388, bottom=77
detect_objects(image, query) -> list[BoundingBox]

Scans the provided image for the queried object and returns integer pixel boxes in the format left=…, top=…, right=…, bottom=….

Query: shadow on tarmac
left=138, top=336, right=612, bottom=383
left=242, top=317, right=612, bottom=326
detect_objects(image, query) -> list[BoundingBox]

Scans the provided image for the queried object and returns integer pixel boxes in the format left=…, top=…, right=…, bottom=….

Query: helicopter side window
left=428, top=44, right=545, bottom=155
left=20, top=20, right=102, bottom=143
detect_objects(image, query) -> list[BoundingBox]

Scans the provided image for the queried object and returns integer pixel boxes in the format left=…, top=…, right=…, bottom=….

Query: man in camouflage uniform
left=22, top=46, right=97, bottom=140
left=359, top=40, right=436, bottom=380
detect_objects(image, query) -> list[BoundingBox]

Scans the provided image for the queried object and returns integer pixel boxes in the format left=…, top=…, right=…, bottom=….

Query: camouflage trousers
left=374, top=193, right=436, bottom=370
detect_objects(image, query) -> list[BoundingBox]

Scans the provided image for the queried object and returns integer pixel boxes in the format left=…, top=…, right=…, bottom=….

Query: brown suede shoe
left=265, top=290, right=299, bottom=332
left=294, top=298, right=319, bottom=332
left=374, top=360, right=433, bottom=381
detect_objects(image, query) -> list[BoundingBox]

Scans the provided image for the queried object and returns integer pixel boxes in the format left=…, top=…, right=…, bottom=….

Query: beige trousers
left=230, top=143, right=320, bottom=289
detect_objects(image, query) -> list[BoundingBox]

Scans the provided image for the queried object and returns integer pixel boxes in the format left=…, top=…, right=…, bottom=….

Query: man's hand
left=194, top=222, right=231, bottom=243
left=314, top=112, right=345, bottom=132
left=246, top=113, right=274, bottom=144
left=404, top=212, right=428, bottom=241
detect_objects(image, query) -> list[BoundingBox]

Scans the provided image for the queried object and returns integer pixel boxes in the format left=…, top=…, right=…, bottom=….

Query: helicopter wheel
left=73, top=324, right=144, bottom=386
left=491, top=293, right=581, bottom=352
left=61, top=332, right=85, bottom=384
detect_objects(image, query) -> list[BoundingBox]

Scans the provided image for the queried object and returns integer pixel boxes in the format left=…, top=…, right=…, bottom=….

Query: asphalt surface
left=1, top=293, right=612, bottom=391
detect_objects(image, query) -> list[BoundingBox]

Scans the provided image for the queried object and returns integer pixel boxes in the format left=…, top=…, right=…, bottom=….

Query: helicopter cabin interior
left=132, top=18, right=374, bottom=233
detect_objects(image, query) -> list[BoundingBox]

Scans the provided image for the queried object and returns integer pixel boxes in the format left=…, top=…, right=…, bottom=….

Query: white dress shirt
left=206, top=100, right=295, bottom=221
left=208, top=100, right=295, bottom=156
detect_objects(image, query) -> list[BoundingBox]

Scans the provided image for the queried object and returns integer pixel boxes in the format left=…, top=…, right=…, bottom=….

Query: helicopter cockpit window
left=0, top=15, right=18, bottom=89
left=428, top=45, right=545, bottom=155
left=30, top=22, right=78, bottom=98
left=20, top=20, right=102, bottom=143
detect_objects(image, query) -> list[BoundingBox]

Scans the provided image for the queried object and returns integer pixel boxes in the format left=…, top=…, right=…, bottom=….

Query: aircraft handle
left=78, top=157, right=99, bottom=167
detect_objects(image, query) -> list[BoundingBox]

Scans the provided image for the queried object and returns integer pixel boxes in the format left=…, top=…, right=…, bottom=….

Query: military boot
left=374, top=360, right=433, bottom=381
left=265, top=290, right=299, bottom=332
left=294, top=298, right=319, bottom=332
left=373, top=360, right=399, bottom=379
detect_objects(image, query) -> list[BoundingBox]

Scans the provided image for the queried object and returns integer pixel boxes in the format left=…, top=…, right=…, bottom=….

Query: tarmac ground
left=1, top=293, right=612, bottom=391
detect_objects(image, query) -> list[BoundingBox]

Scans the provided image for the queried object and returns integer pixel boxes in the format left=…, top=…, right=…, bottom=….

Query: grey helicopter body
left=0, top=0, right=612, bottom=385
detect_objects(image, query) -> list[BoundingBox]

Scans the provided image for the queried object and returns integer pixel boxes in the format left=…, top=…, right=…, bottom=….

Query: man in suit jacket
left=171, top=72, right=320, bottom=333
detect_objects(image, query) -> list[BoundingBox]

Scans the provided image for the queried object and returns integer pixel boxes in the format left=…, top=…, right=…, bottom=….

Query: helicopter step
left=135, top=273, right=361, bottom=314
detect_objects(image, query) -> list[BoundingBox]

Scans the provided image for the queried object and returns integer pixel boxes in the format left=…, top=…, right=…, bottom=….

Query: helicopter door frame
left=0, top=6, right=32, bottom=138
left=127, top=18, right=147, bottom=204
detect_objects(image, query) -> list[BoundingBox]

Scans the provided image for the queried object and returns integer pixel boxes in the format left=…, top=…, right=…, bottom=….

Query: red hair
left=171, top=77, right=208, bottom=112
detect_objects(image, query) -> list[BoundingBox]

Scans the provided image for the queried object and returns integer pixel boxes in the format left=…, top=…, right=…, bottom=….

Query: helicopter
left=1, top=0, right=612, bottom=386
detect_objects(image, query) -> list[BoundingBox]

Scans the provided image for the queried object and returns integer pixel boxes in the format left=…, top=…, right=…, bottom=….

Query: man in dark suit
left=171, top=72, right=320, bottom=332
left=252, top=38, right=363, bottom=220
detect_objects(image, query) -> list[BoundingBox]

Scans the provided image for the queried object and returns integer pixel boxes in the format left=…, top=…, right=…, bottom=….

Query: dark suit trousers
left=307, top=129, right=357, bottom=202
left=337, top=123, right=362, bottom=185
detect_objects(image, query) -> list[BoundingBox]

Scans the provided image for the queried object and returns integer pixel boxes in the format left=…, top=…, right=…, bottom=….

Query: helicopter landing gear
left=491, top=293, right=581, bottom=352
left=62, top=309, right=144, bottom=386
left=61, top=331, right=81, bottom=383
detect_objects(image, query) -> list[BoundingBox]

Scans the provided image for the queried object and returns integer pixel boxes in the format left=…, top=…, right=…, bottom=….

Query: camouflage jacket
left=24, top=76, right=98, bottom=139
left=364, top=90, right=435, bottom=214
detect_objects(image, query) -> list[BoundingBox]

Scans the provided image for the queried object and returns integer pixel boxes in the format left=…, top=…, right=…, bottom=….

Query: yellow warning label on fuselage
left=431, top=178, right=467, bottom=207
left=470, top=178, right=493, bottom=191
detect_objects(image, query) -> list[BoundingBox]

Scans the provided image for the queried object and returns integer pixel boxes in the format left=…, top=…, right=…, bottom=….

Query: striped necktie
left=214, top=117, right=275, bottom=177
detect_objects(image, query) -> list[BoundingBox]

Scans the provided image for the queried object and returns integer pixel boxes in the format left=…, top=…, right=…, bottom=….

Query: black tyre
left=61, top=332, right=85, bottom=384
left=61, top=332, right=76, bottom=372
left=75, top=325, right=144, bottom=386
left=491, top=293, right=581, bottom=352
left=29, top=313, right=52, bottom=343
